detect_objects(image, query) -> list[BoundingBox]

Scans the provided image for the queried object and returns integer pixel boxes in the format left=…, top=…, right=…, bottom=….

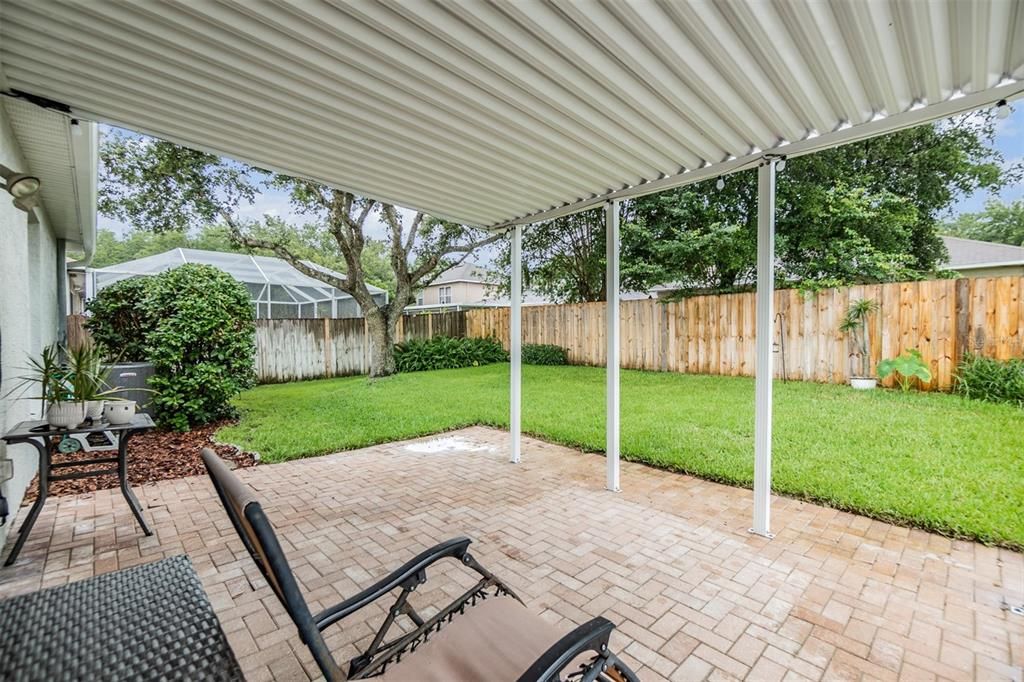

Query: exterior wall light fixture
left=0, top=163, right=42, bottom=212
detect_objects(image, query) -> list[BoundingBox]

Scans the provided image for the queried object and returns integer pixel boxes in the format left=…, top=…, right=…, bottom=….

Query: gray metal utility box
left=105, top=362, right=156, bottom=416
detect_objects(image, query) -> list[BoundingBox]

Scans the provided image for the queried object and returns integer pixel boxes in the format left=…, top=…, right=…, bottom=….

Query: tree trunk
left=366, top=310, right=398, bottom=378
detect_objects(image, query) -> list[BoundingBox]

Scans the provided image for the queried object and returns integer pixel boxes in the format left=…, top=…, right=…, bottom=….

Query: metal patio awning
left=3, top=0, right=1023, bottom=539
left=1, top=0, right=1022, bottom=228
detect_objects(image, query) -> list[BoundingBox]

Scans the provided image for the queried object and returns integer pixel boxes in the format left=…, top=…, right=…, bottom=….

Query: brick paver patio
left=0, top=427, right=1021, bottom=681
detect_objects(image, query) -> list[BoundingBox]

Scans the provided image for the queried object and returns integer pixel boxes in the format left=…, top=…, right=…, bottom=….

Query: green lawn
left=219, top=364, right=1024, bottom=549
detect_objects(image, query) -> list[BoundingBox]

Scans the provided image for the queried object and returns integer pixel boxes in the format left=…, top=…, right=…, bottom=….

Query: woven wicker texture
left=0, top=555, right=243, bottom=681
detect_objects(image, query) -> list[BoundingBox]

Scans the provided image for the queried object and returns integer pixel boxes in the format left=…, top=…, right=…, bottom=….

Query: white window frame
left=438, top=286, right=452, bottom=305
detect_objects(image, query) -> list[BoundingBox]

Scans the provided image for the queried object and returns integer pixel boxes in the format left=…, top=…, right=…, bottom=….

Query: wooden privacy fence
left=253, top=277, right=1022, bottom=389
left=255, top=311, right=467, bottom=382
left=465, top=276, right=1024, bottom=391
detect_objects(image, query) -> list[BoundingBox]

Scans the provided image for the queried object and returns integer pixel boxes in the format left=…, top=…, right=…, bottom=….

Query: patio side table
left=0, top=554, right=244, bottom=681
left=1, top=413, right=155, bottom=566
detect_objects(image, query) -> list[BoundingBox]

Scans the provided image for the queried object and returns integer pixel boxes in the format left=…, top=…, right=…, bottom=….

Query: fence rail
left=252, top=277, right=1022, bottom=388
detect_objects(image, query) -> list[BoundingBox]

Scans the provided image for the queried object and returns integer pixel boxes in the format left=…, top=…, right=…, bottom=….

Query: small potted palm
left=7, top=343, right=124, bottom=429
left=839, top=298, right=880, bottom=390
left=5, top=344, right=84, bottom=428
left=66, top=342, right=120, bottom=421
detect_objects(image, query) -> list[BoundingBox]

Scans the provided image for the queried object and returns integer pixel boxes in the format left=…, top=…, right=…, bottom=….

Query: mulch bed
left=22, top=420, right=255, bottom=503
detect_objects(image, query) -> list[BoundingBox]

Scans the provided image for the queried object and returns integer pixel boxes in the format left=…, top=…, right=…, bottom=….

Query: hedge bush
left=522, top=343, right=569, bottom=365
left=953, top=353, right=1024, bottom=408
left=86, top=264, right=256, bottom=431
left=144, top=264, right=256, bottom=431
left=85, top=278, right=154, bottom=361
left=395, top=336, right=508, bottom=372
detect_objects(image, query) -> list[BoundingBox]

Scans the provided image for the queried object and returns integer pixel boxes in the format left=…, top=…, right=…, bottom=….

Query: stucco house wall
left=0, top=104, right=61, bottom=551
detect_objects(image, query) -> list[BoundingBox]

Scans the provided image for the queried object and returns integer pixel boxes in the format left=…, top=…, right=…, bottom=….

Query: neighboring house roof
left=93, top=248, right=386, bottom=295
left=941, top=236, right=1024, bottom=270
left=430, top=261, right=494, bottom=286
left=2, top=95, right=97, bottom=260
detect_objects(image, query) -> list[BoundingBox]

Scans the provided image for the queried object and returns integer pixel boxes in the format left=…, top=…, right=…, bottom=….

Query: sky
left=99, top=103, right=1024, bottom=242
left=951, top=105, right=1024, bottom=214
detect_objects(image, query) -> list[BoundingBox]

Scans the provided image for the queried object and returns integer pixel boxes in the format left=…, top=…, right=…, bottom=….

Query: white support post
left=510, top=224, right=523, bottom=464
left=605, top=200, right=621, bottom=492
left=752, top=159, right=776, bottom=538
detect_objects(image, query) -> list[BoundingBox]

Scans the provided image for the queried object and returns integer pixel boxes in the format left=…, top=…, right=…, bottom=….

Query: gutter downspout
left=57, top=239, right=68, bottom=344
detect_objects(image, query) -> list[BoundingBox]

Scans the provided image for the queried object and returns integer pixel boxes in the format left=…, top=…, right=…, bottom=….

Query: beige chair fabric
left=380, top=595, right=565, bottom=682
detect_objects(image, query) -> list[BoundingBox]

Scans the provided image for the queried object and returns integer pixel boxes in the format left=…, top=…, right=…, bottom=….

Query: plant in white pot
left=6, top=343, right=125, bottom=429
left=4, top=344, right=84, bottom=428
left=839, top=298, right=880, bottom=390
left=67, top=342, right=119, bottom=421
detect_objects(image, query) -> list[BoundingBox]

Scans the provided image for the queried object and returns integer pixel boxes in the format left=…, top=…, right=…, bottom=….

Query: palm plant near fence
left=839, top=298, right=880, bottom=379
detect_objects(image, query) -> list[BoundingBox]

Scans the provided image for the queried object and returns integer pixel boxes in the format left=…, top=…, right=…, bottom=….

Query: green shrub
left=395, top=336, right=508, bottom=372
left=522, top=344, right=569, bottom=365
left=954, top=353, right=1024, bottom=407
left=85, top=278, right=154, bottom=361
left=143, top=264, right=256, bottom=431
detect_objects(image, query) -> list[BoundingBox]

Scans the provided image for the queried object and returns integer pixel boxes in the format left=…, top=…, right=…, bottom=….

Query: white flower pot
left=850, top=377, right=877, bottom=390
left=103, top=400, right=137, bottom=425
left=47, top=402, right=87, bottom=429
left=85, top=400, right=105, bottom=420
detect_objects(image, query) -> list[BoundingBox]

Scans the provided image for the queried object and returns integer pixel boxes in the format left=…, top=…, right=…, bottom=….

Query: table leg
left=118, top=430, right=152, bottom=536
left=4, top=438, right=50, bottom=566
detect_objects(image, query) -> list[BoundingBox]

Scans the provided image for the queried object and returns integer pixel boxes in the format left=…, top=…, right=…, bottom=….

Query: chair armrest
left=517, top=617, right=638, bottom=682
left=313, top=536, right=472, bottom=631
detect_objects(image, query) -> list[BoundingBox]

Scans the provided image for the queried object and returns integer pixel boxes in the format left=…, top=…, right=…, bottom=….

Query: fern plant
left=953, top=354, right=1024, bottom=407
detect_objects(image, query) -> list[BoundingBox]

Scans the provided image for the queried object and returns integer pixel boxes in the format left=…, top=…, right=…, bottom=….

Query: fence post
left=322, top=318, right=332, bottom=378
left=955, top=277, right=970, bottom=362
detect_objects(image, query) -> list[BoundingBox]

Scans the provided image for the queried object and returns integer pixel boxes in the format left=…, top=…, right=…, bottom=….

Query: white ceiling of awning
left=1, top=0, right=1022, bottom=228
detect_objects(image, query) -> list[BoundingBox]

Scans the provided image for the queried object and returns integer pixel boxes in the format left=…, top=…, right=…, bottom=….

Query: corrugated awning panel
left=1, top=0, right=1021, bottom=227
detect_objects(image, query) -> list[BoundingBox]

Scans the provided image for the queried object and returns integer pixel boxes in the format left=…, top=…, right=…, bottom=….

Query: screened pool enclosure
left=91, top=248, right=388, bottom=319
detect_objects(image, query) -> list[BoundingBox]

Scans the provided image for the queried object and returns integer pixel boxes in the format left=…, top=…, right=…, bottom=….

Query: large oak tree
left=99, top=132, right=501, bottom=377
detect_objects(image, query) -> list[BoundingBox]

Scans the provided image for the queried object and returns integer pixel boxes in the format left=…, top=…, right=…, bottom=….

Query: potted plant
left=4, top=344, right=83, bottom=428
left=66, top=342, right=122, bottom=421
left=839, top=298, right=880, bottom=390
left=6, top=343, right=125, bottom=429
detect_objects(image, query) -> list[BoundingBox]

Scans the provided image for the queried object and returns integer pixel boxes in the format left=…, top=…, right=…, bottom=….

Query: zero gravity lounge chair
left=201, top=450, right=640, bottom=682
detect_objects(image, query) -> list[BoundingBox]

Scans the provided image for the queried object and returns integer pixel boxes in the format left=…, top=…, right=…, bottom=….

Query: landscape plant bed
left=22, top=420, right=254, bottom=502
left=220, top=364, right=1024, bottom=550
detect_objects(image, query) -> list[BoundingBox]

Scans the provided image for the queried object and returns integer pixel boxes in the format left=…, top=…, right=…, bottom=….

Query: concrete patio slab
left=0, top=427, right=1021, bottom=681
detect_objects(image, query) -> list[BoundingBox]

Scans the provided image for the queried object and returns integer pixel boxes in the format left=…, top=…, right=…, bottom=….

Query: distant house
left=410, top=262, right=499, bottom=312
left=85, top=248, right=388, bottom=319
left=941, top=236, right=1024, bottom=278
